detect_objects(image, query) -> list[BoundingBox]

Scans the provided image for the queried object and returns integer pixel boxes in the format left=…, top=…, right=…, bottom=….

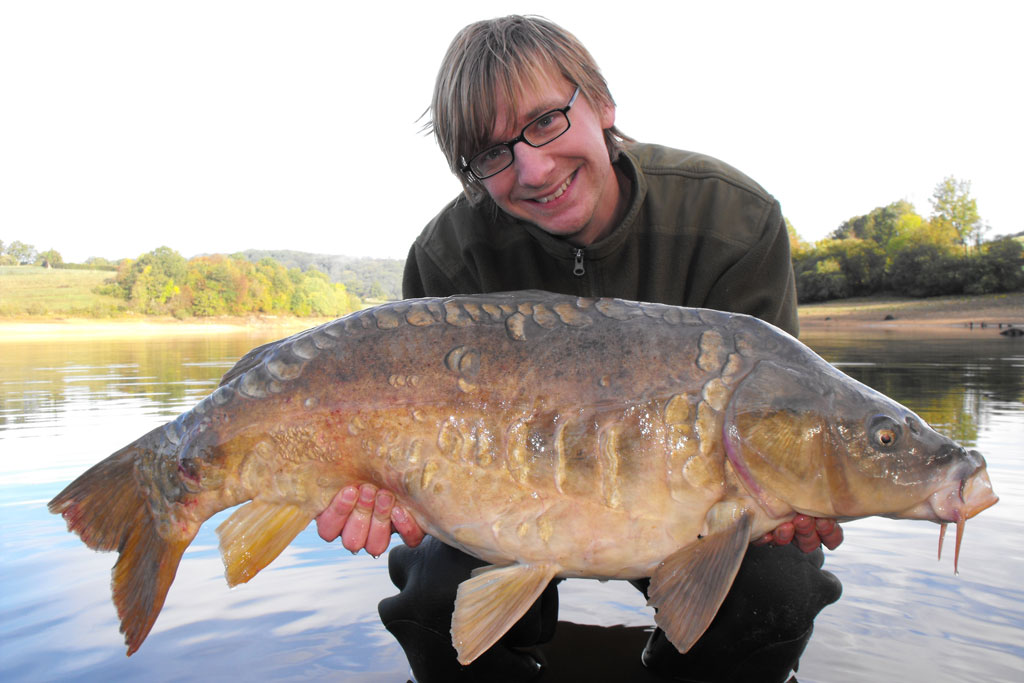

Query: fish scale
left=49, top=290, right=998, bottom=664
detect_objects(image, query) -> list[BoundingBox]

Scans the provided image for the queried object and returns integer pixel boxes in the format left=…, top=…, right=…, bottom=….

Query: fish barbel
left=49, top=291, right=998, bottom=663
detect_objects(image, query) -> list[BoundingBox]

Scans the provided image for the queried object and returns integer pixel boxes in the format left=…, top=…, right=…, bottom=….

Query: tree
left=37, top=249, right=64, bottom=268
left=829, top=239, right=886, bottom=295
left=105, top=246, right=187, bottom=313
left=887, top=243, right=965, bottom=296
left=797, top=257, right=848, bottom=302
left=930, top=176, right=981, bottom=255
left=792, top=237, right=886, bottom=302
left=886, top=212, right=958, bottom=256
left=785, top=217, right=811, bottom=260
left=830, top=200, right=919, bottom=250
left=964, top=237, right=1024, bottom=294
left=6, top=240, right=36, bottom=264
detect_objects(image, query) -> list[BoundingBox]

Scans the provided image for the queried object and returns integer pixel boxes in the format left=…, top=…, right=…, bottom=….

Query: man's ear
left=600, top=102, right=616, bottom=130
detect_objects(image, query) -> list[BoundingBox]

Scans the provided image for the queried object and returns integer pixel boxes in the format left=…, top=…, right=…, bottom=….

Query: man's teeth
left=536, top=176, right=571, bottom=204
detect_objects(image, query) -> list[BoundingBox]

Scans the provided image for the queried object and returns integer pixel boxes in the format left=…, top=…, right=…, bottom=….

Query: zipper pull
left=573, top=248, right=585, bottom=277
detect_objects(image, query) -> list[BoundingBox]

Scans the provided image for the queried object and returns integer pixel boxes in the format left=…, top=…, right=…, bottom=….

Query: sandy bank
left=0, top=316, right=331, bottom=342
left=798, top=292, right=1024, bottom=332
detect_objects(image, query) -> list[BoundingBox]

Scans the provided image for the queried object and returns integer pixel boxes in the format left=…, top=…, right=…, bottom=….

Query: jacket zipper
left=573, top=248, right=585, bottom=277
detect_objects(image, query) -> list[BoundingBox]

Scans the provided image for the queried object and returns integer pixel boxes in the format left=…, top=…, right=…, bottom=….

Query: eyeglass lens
left=470, top=109, right=570, bottom=179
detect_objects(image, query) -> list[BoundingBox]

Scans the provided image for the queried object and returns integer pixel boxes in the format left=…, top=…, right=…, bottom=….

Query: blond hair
left=427, top=15, right=632, bottom=202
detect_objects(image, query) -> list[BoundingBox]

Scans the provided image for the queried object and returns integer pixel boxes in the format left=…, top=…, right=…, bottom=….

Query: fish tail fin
left=48, top=443, right=192, bottom=656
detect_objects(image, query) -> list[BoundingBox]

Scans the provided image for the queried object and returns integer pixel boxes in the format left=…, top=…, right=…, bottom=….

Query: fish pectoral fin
left=647, top=508, right=752, bottom=654
left=216, top=501, right=313, bottom=586
left=451, top=562, right=559, bottom=665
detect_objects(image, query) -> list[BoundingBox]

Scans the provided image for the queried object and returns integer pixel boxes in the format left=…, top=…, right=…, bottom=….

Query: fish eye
left=869, top=415, right=902, bottom=449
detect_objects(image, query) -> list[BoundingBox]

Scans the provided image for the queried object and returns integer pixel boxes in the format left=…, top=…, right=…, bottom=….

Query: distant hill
left=233, top=250, right=403, bottom=301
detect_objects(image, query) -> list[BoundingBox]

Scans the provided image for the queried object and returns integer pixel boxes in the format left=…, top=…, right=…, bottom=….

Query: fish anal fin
left=451, top=562, right=559, bottom=665
left=216, top=501, right=312, bottom=586
left=647, top=508, right=752, bottom=654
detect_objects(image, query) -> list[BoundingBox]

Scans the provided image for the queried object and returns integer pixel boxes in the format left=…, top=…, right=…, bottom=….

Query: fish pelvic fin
left=647, top=506, right=752, bottom=654
left=216, top=501, right=313, bottom=586
left=451, top=562, right=560, bottom=665
left=48, top=444, right=192, bottom=656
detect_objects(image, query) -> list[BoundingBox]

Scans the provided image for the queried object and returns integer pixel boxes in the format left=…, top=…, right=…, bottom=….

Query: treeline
left=1, top=240, right=405, bottom=302
left=233, top=250, right=403, bottom=301
left=791, top=177, right=1024, bottom=302
left=0, top=240, right=67, bottom=268
left=96, top=247, right=362, bottom=318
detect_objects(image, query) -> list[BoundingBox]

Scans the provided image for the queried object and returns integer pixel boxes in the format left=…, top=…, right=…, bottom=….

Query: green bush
left=886, top=244, right=965, bottom=297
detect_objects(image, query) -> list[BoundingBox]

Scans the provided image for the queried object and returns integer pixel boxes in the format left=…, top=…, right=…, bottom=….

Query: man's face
left=479, top=74, right=622, bottom=246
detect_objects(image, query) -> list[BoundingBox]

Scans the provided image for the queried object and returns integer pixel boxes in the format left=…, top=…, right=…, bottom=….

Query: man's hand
left=316, top=484, right=424, bottom=557
left=754, top=515, right=844, bottom=553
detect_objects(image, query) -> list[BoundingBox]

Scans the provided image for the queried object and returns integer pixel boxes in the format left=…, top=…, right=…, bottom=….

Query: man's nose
left=512, top=142, right=555, bottom=188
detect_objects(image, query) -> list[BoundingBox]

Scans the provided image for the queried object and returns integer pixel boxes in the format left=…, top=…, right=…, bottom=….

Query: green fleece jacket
left=402, top=142, right=798, bottom=336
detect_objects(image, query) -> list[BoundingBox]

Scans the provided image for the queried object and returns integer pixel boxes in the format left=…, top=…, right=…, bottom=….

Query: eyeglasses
left=460, top=87, right=580, bottom=180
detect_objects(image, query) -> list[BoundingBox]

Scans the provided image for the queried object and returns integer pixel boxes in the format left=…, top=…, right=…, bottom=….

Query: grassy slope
left=0, top=266, right=124, bottom=316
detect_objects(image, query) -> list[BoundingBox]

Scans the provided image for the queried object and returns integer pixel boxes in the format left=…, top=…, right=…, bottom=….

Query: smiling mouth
left=534, top=173, right=574, bottom=204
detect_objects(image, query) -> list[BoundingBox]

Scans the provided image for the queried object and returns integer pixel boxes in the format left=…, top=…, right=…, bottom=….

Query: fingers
left=817, top=518, right=845, bottom=550
left=754, top=516, right=844, bottom=553
left=792, top=514, right=822, bottom=553
left=340, top=484, right=378, bottom=553
left=364, top=490, right=395, bottom=558
left=316, top=484, right=426, bottom=556
left=316, top=485, right=359, bottom=542
left=391, top=504, right=425, bottom=548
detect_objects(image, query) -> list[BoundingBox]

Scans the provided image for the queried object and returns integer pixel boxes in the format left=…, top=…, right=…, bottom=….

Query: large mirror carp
left=49, top=291, right=998, bottom=663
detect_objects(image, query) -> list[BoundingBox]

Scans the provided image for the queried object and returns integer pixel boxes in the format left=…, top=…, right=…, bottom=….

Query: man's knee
left=379, top=538, right=557, bottom=683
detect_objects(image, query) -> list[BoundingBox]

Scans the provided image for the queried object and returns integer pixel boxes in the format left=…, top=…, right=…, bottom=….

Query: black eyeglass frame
left=460, top=86, right=581, bottom=180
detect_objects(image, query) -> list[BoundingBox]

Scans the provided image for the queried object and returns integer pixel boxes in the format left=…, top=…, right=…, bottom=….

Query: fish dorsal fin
left=647, top=506, right=752, bottom=653
left=216, top=501, right=313, bottom=586
left=451, top=562, right=560, bottom=665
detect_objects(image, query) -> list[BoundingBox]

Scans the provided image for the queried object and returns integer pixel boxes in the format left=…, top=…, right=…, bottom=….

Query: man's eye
left=482, top=147, right=506, bottom=162
left=534, top=114, right=555, bottom=129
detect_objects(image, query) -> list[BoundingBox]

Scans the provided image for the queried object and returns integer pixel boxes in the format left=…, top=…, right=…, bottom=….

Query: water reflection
left=797, top=328, right=1024, bottom=683
left=802, top=329, right=1024, bottom=447
left=0, top=328, right=1021, bottom=682
left=0, top=336, right=260, bottom=427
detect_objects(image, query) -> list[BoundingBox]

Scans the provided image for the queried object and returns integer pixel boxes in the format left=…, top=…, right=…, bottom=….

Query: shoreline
left=0, top=315, right=332, bottom=342
left=797, top=292, right=1024, bottom=333
left=1, top=293, right=1021, bottom=341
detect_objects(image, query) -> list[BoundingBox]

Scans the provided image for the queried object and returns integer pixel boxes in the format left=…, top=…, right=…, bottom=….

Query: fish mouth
left=962, top=473, right=999, bottom=520
left=935, top=467, right=999, bottom=574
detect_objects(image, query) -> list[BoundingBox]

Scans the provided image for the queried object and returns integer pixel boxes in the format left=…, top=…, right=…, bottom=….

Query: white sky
left=2, top=1, right=1021, bottom=263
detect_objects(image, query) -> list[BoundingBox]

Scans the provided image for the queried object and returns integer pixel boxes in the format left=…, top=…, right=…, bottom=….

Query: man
left=317, top=15, right=843, bottom=682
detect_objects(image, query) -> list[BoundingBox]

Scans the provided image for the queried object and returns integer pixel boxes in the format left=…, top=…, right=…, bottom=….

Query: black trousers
left=378, top=538, right=842, bottom=683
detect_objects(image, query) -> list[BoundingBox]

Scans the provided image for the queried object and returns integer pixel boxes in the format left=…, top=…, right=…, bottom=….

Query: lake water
left=1, top=325, right=1022, bottom=682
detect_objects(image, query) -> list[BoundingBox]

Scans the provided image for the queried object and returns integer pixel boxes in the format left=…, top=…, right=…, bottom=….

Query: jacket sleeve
left=702, top=200, right=800, bottom=337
